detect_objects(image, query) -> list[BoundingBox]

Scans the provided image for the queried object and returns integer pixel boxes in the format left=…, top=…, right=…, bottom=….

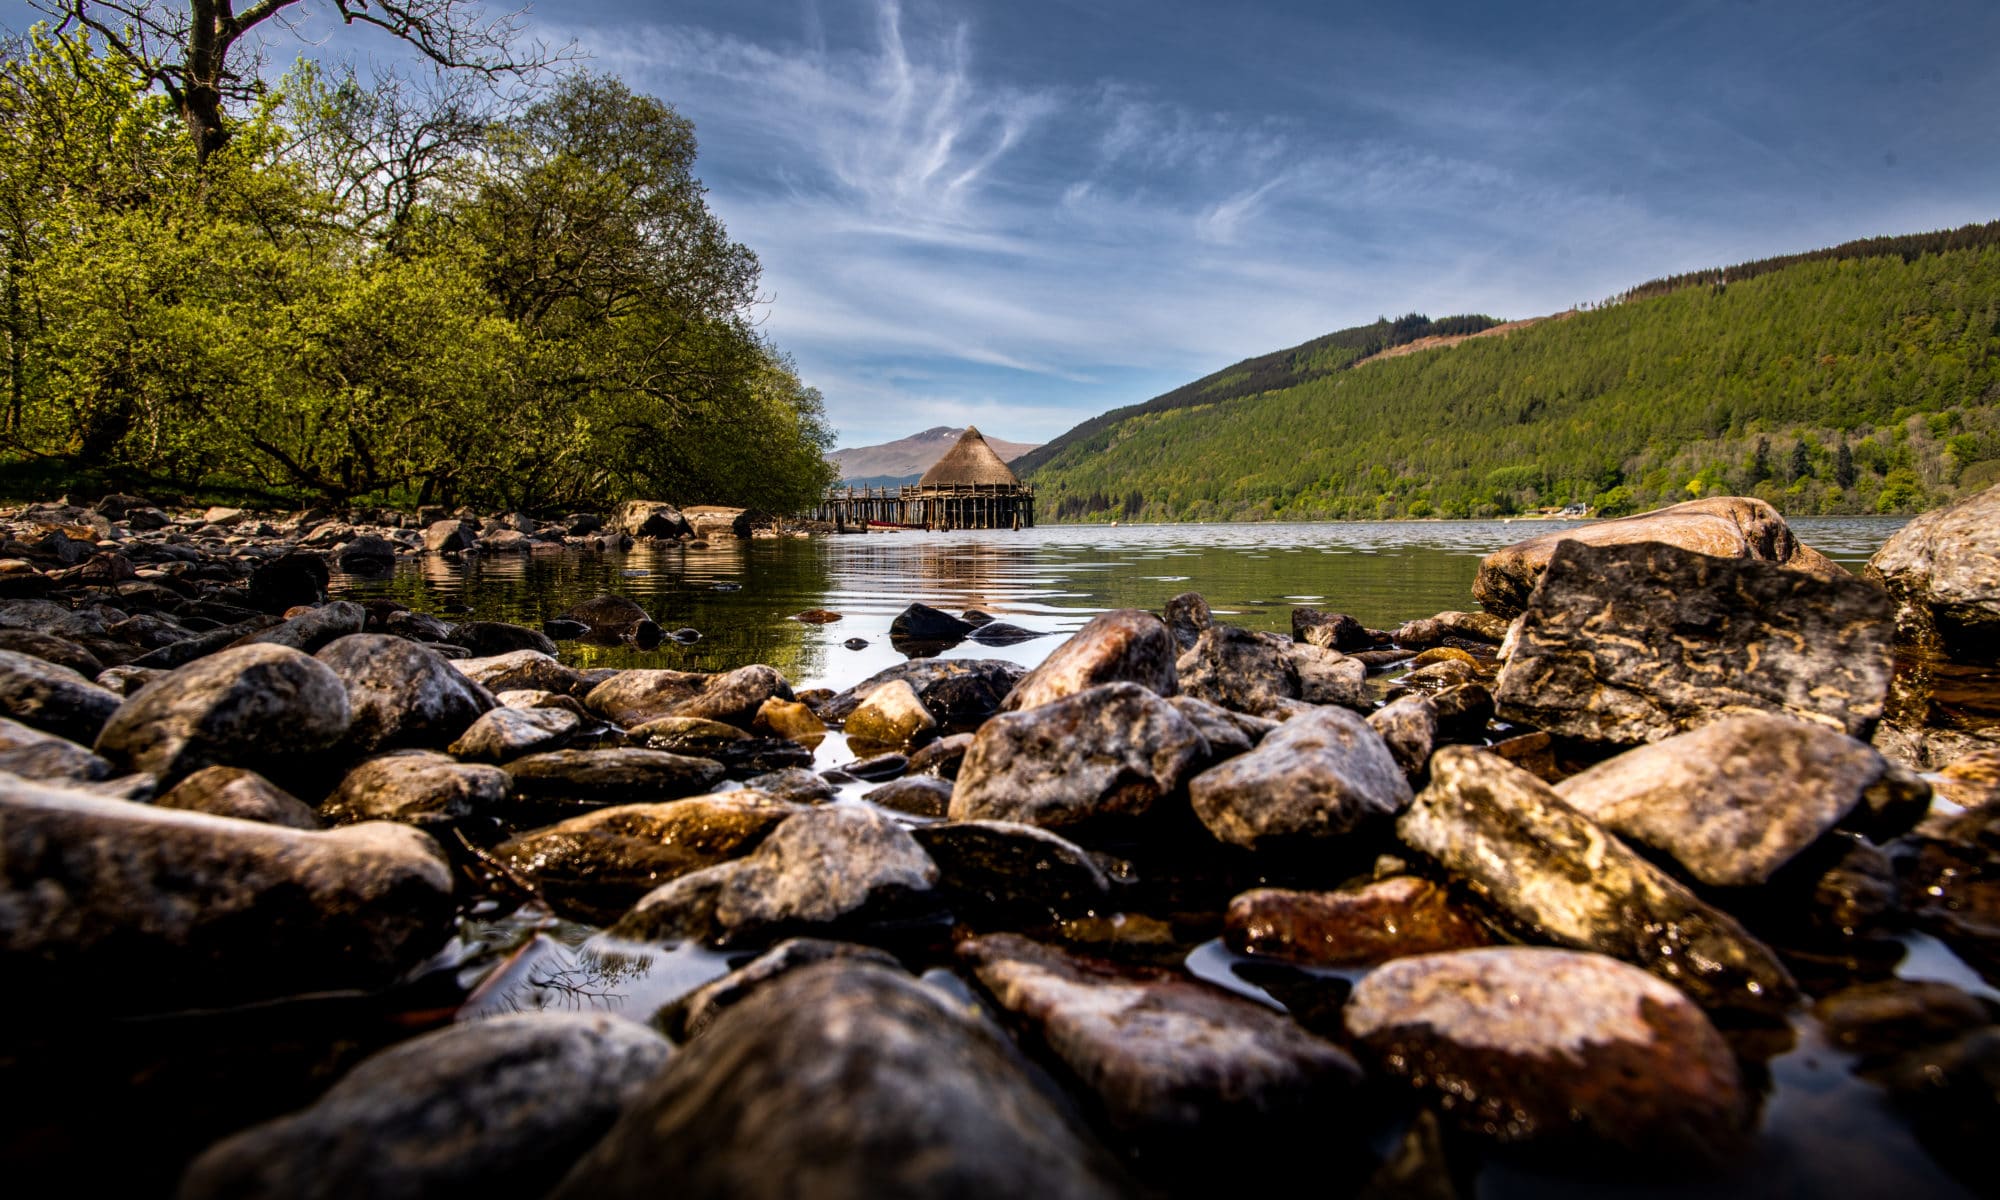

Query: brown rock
left=1001, top=609, right=1178, bottom=712
left=1225, top=877, right=1492, bottom=966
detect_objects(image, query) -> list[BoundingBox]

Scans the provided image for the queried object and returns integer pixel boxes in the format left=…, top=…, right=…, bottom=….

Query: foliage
left=1028, top=244, right=2000, bottom=521
left=0, top=29, right=836, bottom=512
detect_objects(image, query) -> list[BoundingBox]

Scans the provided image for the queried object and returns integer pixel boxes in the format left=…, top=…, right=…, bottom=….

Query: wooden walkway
left=812, top=483, right=1035, bottom=531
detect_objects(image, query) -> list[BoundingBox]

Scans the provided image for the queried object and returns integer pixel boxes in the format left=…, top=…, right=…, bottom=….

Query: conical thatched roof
left=918, top=427, right=1022, bottom=487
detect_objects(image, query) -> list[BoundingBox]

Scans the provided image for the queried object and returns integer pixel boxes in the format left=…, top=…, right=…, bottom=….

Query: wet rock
left=584, top=668, right=710, bottom=726
left=844, top=679, right=938, bottom=752
left=449, top=621, right=559, bottom=657
left=548, top=961, right=1129, bottom=1200
left=1368, top=695, right=1437, bottom=780
left=455, top=649, right=585, bottom=697
left=907, top=732, right=974, bottom=779
left=447, top=705, right=582, bottom=763
left=1493, top=539, right=1893, bottom=744
left=707, top=736, right=814, bottom=776
left=496, top=690, right=591, bottom=717
left=541, top=618, right=589, bottom=640
left=889, top=602, right=974, bottom=643
left=1285, top=641, right=1366, bottom=707
left=917, top=671, right=1008, bottom=729
left=1169, top=695, right=1258, bottom=763
left=820, top=659, right=1025, bottom=722
left=1864, top=479, right=2000, bottom=663
left=951, top=682, right=1205, bottom=832
left=1554, top=713, right=1928, bottom=886
left=1226, top=877, right=1492, bottom=966
left=335, top=535, right=398, bottom=574
left=0, top=717, right=113, bottom=783
left=1473, top=495, right=1845, bottom=619
left=319, top=750, right=511, bottom=828
left=671, top=664, right=793, bottom=730
left=93, top=663, right=167, bottom=696
left=960, top=934, right=1359, bottom=1161
left=658, top=938, right=901, bottom=1040
left=505, top=749, right=725, bottom=813
left=156, top=765, right=319, bottom=829
left=1484, top=730, right=1562, bottom=781
left=1345, top=947, right=1747, bottom=1160
left=740, top=767, right=835, bottom=805
left=180, top=1012, right=671, bottom=1200
left=1428, top=682, right=1495, bottom=740
left=242, top=599, right=368, bottom=654
left=0, top=597, right=111, bottom=640
left=794, top=608, right=843, bottom=624
left=1189, top=706, right=1411, bottom=851
left=626, top=715, right=746, bottom=757
left=247, top=551, right=329, bottom=613
left=560, top=594, right=662, bottom=646
left=1176, top=623, right=1298, bottom=716
left=864, top=775, right=954, bottom=817
left=422, top=519, right=476, bottom=554
left=1935, top=748, right=2000, bottom=811
left=1292, top=606, right=1368, bottom=651
left=1814, top=979, right=1995, bottom=1063
left=613, top=805, right=938, bottom=946
left=316, top=634, right=495, bottom=754
left=0, top=628, right=104, bottom=676
left=0, top=648, right=123, bottom=744
left=94, top=644, right=351, bottom=783
left=1164, top=592, right=1213, bottom=652
left=128, top=620, right=275, bottom=670
left=1002, top=609, right=1179, bottom=712
left=1397, top=747, right=1798, bottom=1013
left=0, top=777, right=451, bottom=1011
left=753, top=697, right=826, bottom=745
left=496, top=794, right=802, bottom=922
left=614, top=500, right=692, bottom=540
left=841, top=751, right=909, bottom=782
left=912, top=821, right=1111, bottom=916
left=1392, top=657, right=1477, bottom=695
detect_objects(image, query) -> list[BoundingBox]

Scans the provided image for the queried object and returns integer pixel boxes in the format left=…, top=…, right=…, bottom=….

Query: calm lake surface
left=330, top=517, right=1914, bottom=693
left=335, top=515, right=1999, bottom=1200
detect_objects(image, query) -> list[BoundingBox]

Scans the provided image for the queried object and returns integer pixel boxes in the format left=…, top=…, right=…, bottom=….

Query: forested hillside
left=1028, top=235, right=2000, bottom=521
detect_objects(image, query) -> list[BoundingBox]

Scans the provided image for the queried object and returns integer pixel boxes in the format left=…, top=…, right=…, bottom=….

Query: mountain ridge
left=828, top=426, right=1041, bottom=486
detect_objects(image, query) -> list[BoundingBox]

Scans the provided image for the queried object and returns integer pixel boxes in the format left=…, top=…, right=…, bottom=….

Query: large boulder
left=611, top=806, right=938, bottom=946
left=1493, top=538, right=1893, bottom=744
left=448, top=705, right=582, bottom=762
left=494, top=795, right=802, bottom=923
left=559, top=595, right=663, bottom=646
left=1187, top=706, right=1411, bottom=851
left=959, top=934, right=1359, bottom=1172
left=1001, top=609, right=1178, bottom=712
left=94, top=644, right=351, bottom=783
left=669, top=664, right=793, bottom=730
left=315, top=634, right=496, bottom=754
left=613, top=500, right=692, bottom=540
left=0, top=648, right=123, bottom=744
left=1472, top=495, right=1844, bottom=618
left=243, top=601, right=367, bottom=654
left=1865, top=480, right=2000, bottom=663
left=1397, top=747, right=1797, bottom=1014
left=1345, top=948, right=1746, bottom=1161
left=422, top=519, right=476, bottom=554
left=1553, top=713, right=1929, bottom=886
left=454, top=649, right=586, bottom=697
left=547, top=962, right=1130, bottom=1200
left=1175, top=624, right=1297, bottom=717
left=950, top=682, right=1205, bottom=832
left=246, top=551, right=330, bottom=613
left=818, top=659, right=1026, bottom=723
left=584, top=668, right=710, bottom=726
left=180, top=1013, right=671, bottom=1200
left=0, top=777, right=451, bottom=1011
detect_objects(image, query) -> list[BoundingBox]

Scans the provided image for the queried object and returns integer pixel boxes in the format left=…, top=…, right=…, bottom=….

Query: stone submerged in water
left=94, top=643, right=351, bottom=783
left=181, top=1012, right=672, bottom=1200
left=1493, top=538, right=1893, bottom=744
left=1001, top=609, right=1179, bottom=712
left=950, top=682, right=1205, bottom=833
left=1553, top=713, right=1929, bottom=886
left=959, top=934, right=1360, bottom=1179
left=560, top=594, right=663, bottom=646
left=549, top=961, right=1131, bottom=1200
left=1226, top=876, right=1493, bottom=966
left=1864, top=479, right=2000, bottom=663
left=1188, top=706, right=1411, bottom=851
left=612, top=805, right=939, bottom=946
left=1472, top=495, right=1845, bottom=619
left=1344, top=947, right=1747, bottom=1162
left=497, top=794, right=802, bottom=923
left=0, top=776, right=452, bottom=1012
left=1397, top=746, right=1798, bottom=1014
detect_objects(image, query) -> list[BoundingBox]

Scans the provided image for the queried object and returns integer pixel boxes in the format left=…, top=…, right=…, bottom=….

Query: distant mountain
left=828, top=426, right=1041, bottom=485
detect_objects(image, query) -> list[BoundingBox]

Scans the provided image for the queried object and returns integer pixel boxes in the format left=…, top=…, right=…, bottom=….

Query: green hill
left=1026, top=222, right=2000, bottom=521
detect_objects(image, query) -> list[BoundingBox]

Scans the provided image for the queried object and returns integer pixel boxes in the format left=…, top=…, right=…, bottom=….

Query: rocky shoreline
left=2, top=491, right=1998, bottom=1197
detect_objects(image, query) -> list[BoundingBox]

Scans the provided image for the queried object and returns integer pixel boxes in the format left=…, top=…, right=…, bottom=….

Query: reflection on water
left=332, top=518, right=1912, bottom=695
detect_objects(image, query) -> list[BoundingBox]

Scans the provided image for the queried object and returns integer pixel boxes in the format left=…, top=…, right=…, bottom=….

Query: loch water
left=316, top=516, right=2000, bottom=1200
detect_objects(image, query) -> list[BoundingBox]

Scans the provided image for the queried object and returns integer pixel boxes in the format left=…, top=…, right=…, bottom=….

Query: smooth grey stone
left=94, top=643, right=351, bottom=783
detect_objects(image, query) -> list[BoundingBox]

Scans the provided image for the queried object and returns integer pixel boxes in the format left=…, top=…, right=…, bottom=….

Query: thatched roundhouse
left=814, top=427, right=1036, bottom=530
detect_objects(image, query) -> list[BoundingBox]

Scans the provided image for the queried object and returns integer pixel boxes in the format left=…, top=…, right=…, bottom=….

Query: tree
left=1788, top=439, right=1811, bottom=481
left=37, top=0, right=561, bottom=161
left=1835, top=437, right=1856, bottom=487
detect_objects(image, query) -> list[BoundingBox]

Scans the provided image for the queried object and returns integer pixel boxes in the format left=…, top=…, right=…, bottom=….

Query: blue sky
left=22, top=0, right=1997, bottom=448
